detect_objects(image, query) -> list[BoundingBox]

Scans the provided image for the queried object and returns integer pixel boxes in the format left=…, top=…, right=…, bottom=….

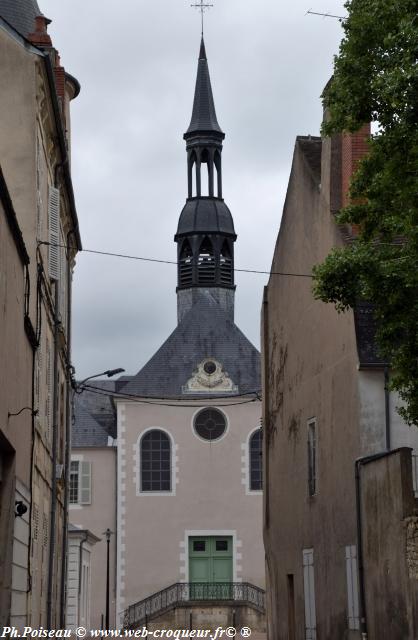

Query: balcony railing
left=123, top=582, right=265, bottom=630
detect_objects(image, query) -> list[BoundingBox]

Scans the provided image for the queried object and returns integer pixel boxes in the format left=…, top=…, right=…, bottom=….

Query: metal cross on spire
left=191, top=0, right=214, bottom=36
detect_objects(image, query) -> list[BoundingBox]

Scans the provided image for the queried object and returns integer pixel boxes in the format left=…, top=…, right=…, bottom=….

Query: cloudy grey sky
left=41, top=0, right=346, bottom=380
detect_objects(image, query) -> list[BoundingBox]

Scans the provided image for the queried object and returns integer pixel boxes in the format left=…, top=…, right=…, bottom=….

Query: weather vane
left=191, top=0, right=214, bottom=36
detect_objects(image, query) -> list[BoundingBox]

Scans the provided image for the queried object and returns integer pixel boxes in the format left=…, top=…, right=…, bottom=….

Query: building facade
left=0, top=0, right=81, bottom=628
left=70, top=37, right=265, bottom=631
left=262, top=113, right=418, bottom=639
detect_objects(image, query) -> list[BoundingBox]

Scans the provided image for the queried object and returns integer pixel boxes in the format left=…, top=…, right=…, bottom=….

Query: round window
left=203, top=361, right=217, bottom=375
left=194, top=408, right=227, bottom=441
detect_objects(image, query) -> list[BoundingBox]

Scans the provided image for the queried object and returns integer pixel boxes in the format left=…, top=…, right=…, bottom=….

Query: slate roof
left=121, top=291, right=260, bottom=398
left=0, top=0, right=42, bottom=37
left=72, top=380, right=118, bottom=448
left=176, top=198, right=236, bottom=238
left=185, top=37, right=223, bottom=137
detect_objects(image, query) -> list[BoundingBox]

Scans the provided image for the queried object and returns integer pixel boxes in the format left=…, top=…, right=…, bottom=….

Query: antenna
left=191, top=0, right=214, bottom=36
left=306, top=8, right=346, bottom=20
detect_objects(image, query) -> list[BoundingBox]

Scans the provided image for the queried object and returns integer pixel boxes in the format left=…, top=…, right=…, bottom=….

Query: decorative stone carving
left=182, top=358, right=237, bottom=394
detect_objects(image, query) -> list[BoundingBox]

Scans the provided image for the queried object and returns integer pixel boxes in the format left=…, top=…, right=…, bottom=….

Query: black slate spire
left=0, top=0, right=42, bottom=37
left=185, top=37, right=223, bottom=136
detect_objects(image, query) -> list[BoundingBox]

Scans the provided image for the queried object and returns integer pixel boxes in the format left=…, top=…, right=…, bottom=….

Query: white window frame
left=69, top=458, right=92, bottom=506
left=345, top=545, right=360, bottom=630
left=135, top=428, right=177, bottom=497
left=303, top=548, right=317, bottom=640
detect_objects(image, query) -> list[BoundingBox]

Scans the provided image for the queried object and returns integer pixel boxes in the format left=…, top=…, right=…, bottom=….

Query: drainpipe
left=384, top=366, right=391, bottom=451
left=78, top=531, right=89, bottom=625
left=59, top=229, right=76, bottom=626
left=47, top=281, right=60, bottom=628
left=355, top=450, right=399, bottom=639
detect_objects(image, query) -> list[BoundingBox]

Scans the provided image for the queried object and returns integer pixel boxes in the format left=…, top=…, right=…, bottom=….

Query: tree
left=312, top=0, right=418, bottom=425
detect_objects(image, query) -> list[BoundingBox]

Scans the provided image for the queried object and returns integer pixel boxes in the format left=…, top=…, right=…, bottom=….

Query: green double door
left=189, top=536, right=233, bottom=600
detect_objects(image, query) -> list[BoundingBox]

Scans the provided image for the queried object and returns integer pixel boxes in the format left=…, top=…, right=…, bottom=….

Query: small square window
left=216, top=540, right=228, bottom=551
left=193, top=541, right=206, bottom=552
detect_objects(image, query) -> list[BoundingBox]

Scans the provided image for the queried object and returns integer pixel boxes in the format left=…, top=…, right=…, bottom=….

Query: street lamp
left=103, top=528, right=114, bottom=629
left=74, top=368, right=125, bottom=394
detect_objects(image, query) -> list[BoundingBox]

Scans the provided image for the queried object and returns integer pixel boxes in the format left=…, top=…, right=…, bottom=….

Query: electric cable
left=38, top=241, right=313, bottom=278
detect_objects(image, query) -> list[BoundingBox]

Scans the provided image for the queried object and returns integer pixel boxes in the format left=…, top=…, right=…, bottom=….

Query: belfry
left=176, top=38, right=236, bottom=322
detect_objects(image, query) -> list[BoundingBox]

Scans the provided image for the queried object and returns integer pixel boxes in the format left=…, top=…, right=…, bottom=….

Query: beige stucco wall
left=0, top=21, right=79, bottom=628
left=0, top=193, right=32, bottom=628
left=70, top=447, right=117, bottom=629
left=116, top=398, right=264, bottom=622
left=262, top=140, right=364, bottom=640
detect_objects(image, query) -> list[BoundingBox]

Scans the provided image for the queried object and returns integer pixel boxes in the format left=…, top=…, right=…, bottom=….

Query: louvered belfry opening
left=197, top=236, right=215, bottom=284
left=220, top=240, right=233, bottom=286
left=179, top=239, right=193, bottom=287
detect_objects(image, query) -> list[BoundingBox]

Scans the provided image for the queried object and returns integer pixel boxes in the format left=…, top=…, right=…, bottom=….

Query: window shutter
left=345, top=545, right=360, bottom=630
left=48, top=186, right=60, bottom=280
left=80, top=462, right=92, bottom=505
left=303, top=548, right=317, bottom=640
left=59, top=226, right=67, bottom=325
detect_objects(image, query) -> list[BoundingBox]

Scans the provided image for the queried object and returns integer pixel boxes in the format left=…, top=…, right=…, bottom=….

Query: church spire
left=175, top=37, right=236, bottom=324
left=185, top=37, right=224, bottom=137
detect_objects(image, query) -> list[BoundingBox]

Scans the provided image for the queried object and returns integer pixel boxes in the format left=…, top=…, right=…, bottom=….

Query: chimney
left=341, top=123, right=371, bottom=208
left=28, top=15, right=52, bottom=47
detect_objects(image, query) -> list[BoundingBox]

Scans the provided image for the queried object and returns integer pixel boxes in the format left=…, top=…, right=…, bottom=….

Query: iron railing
left=123, top=582, right=265, bottom=629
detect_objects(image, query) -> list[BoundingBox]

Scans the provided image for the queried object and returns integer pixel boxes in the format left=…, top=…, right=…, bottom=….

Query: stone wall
left=361, top=448, right=418, bottom=639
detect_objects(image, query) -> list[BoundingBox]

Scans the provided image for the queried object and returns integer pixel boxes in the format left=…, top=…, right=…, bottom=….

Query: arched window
left=141, top=430, right=171, bottom=492
left=197, top=237, right=215, bottom=284
left=249, top=429, right=262, bottom=491
left=179, top=239, right=193, bottom=287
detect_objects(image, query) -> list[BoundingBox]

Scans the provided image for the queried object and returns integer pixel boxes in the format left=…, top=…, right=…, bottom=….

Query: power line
left=80, top=382, right=262, bottom=408
left=39, top=241, right=313, bottom=278
left=306, top=9, right=346, bottom=20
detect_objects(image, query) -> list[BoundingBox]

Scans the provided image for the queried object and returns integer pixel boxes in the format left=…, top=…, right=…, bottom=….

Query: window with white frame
left=303, top=548, right=317, bottom=640
left=345, top=545, right=360, bottom=630
left=140, top=430, right=171, bottom=492
left=249, top=429, right=262, bottom=491
left=307, top=419, right=317, bottom=496
left=69, top=460, right=92, bottom=505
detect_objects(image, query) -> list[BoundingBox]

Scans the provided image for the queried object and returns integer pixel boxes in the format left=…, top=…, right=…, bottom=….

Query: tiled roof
left=0, top=0, right=41, bottom=37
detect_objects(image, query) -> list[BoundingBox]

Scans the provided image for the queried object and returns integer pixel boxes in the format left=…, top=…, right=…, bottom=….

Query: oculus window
left=141, top=430, right=171, bottom=492
left=194, top=408, right=227, bottom=441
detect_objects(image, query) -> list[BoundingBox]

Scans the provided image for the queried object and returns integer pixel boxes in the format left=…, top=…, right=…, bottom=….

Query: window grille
left=249, top=429, right=262, bottom=491
left=141, top=430, right=171, bottom=492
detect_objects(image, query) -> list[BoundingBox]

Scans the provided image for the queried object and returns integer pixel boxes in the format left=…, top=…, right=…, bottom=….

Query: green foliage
left=312, top=0, right=418, bottom=425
